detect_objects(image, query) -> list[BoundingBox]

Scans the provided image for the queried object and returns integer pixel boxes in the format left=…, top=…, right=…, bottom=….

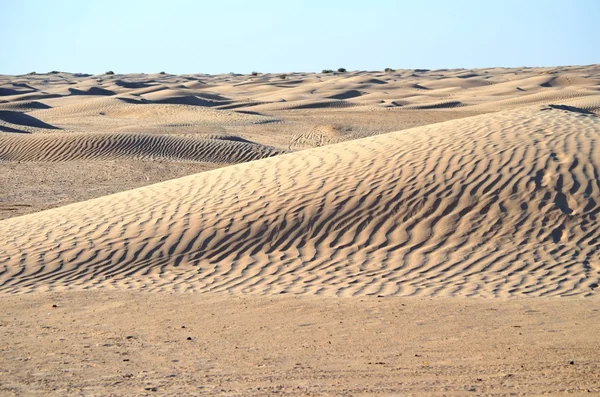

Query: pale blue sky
left=1, top=0, right=598, bottom=75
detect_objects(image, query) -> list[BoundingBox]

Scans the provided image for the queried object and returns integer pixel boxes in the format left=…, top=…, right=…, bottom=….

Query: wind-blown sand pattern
left=1, top=103, right=598, bottom=297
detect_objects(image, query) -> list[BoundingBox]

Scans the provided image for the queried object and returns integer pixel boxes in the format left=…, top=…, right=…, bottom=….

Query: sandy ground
left=1, top=292, right=599, bottom=396
left=0, top=161, right=220, bottom=220
left=1, top=66, right=600, bottom=395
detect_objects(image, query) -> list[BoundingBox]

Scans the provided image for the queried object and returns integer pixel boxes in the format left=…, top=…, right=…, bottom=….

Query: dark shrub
left=337, top=68, right=347, bottom=73
left=322, top=69, right=333, bottom=74
left=105, top=71, right=115, bottom=75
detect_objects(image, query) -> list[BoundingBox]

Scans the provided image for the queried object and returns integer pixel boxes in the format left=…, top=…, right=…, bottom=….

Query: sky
left=1, top=0, right=598, bottom=75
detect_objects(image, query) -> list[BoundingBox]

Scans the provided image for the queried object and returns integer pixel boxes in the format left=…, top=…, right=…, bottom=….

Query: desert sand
left=1, top=66, right=600, bottom=395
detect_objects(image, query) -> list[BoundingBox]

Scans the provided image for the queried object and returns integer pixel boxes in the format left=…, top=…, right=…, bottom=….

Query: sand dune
left=67, top=86, right=115, bottom=96
left=28, top=97, right=278, bottom=128
left=0, top=133, right=283, bottom=162
left=1, top=66, right=599, bottom=296
left=466, top=89, right=598, bottom=112
left=553, top=94, right=600, bottom=114
left=399, top=100, right=466, bottom=110
left=0, top=104, right=598, bottom=296
left=0, top=110, right=60, bottom=133
left=0, top=100, right=51, bottom=111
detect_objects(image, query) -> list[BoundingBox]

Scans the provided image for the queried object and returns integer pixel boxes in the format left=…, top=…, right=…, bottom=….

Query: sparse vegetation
left=49, top=70, right=60, bottom=74
left=27, top=71, right=37, bottom=75
left=322, top=69, right=334, bottom=74
left=278, top=74, right=287, bottom=80
left=251, top=71, right=259, bottom=76
left=384, top=68, right=395, bottom=73
left=105, top=71, right=115, bottom=75
left=337, top=68, right=347, bottom=73
left=159, top=71, right=166, bottom=75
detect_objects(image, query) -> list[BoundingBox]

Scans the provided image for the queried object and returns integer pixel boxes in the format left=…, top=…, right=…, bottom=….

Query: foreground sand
left=1, top=292, right=599, bottom=396
left=1, top=66, right=600, bottom=395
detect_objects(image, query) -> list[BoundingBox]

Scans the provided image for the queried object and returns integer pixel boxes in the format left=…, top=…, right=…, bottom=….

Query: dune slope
left=0, top=105, right=599, bottom=296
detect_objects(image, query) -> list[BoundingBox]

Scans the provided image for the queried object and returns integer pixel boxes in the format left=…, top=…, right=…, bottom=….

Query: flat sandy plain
left=1, top=66, right=600, bottom=395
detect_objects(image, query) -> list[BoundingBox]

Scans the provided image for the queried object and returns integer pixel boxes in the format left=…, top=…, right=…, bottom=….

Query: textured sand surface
left=1, top=292, right=598, bottom=396
left=1, top=105, right=599, bottom=297
left=1, top=66, right=600, bottom=395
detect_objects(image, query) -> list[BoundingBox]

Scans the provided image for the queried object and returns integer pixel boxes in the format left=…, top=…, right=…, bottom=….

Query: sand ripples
left=0, top=133, right=284, bottom=163
left=1, top=106, right=598, bottom=297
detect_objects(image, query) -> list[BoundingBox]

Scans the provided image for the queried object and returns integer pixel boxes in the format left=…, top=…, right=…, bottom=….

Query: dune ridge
left=1, top=105, right=598, bottom=297
left=3, top=66, right=599, bottom=119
